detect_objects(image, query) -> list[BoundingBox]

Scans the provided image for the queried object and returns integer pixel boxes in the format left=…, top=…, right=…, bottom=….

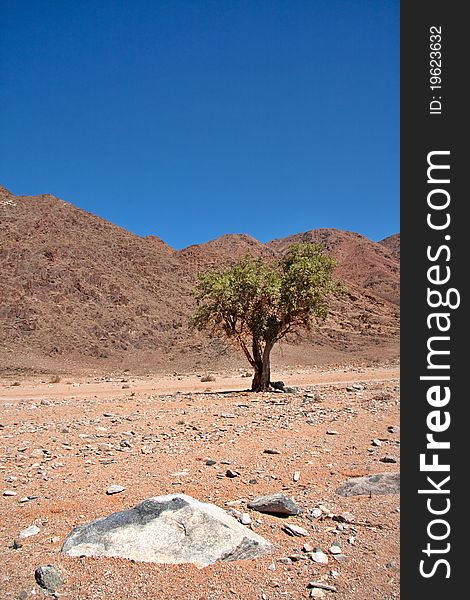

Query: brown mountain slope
left=268, top=228, right=400, bottom=305
left=0, top=186, right=191, bottom=367
left=0, top=186, right=399, bottom=373
left=380, top=233, right=400, bottom=261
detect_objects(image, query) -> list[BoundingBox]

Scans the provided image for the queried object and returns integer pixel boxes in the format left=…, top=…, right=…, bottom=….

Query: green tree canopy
left=191, top=243, right=342, bottom=391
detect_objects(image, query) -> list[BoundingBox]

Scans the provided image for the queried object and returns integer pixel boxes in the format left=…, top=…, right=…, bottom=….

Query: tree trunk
left=251, top=342, right=273, bottom=392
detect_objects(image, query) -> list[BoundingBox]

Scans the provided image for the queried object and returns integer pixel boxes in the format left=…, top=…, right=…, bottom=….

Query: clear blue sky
left=0, top=0, right=399, bottom=249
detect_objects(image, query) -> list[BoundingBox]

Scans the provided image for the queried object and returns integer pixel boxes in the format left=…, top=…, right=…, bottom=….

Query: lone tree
left=191, top=243, right=341, bottom=392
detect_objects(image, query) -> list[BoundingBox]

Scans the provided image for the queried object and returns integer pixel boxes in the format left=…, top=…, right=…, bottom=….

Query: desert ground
left=1, top=362, right=399, bottom=600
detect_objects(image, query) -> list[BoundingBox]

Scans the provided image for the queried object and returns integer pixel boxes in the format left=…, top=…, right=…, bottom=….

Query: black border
left=401, top=1, right=465, bottom=595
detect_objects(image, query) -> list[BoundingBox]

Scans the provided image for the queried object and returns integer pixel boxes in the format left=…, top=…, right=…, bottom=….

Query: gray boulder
left=336, top=473, right=400, bottom=496
left=247, top=493, right=302, bottom=516
left=61, top=494, right=272, bottom=567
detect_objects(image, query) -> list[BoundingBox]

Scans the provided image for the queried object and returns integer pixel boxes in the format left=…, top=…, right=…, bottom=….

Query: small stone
left=310, top=508, right=322, bottom=519
left=307, top=582, right=338, bottom=592
left=106, top=485, right=126, bottom=495
left=330, top=570, right=340, bottom=578
left=122, top=384, right=130, bottom=389
left=248, top=493, right=302, bottom=516
left=293, top=471, right=301, bottom=482
left=278, top=557, right=293, bottom=564
left=263, top=449, right=281, bottom=455
left=225, top=470, right=239, bottom=478
left=240, top=513, right=252, bottom=525
left=11, top=539, right=22, bottom=549
left=380, top=455, right=398, bottom=464
left=283, top=523, right=309, bottom=537
left=19, top=524, right=40, bottom=538
left=311, top=550, right=329, bottom=564
left=371, top=438, right=382, bottom=447
left=283, top=386, right=298, bottom=394
left=119, top=439, right=132, bottom=448
left=303, top=542, right=314, bottom=552
left=385, top=560, right=397, bottom=569
left=326, top=430, right=339, bottom=435
left=34, top=565, right=64, bottom=591
left=333, top=554, right=347, bottom=562
left=310, top=588, right=326, bottom=598
left=288, top=554, right=304, bottom=562
left=3, top=490, right=17, bottom=496
left=268, top=562, right=276, bottom=571
left=329, top=544, right=342, bottom=555
left=388, top=425, right=400, bottom=433
left=332, top=512, right=355, bottom=523
left=205, top=459, right=217, bottom=466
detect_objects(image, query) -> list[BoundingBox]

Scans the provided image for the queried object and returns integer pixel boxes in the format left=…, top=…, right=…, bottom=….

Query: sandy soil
left=1, top=365, right=400, bottom=599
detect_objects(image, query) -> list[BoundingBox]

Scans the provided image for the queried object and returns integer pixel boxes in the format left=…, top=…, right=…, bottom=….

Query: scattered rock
left=346, top=384, right=364, bottom=392
left=326, top=430, right=339, bottom=435
left=310, top=589, right=326, bottom=598
left=263, top=449, right=281, bottom=455
left=106, top=485, right=126, bottom=495
left=283, top=386, right=298, bottom=394
left=293, top=471, right=301, bottom=482
left=311, top=550, right=329, bottom=564
left=10, top=539, right=22, bottom=550
left=283, top=523, right=309, bottom=537
left=240, top=513, right=252, bottom=525
left=205, top=459, right=217, bottom=466
left=336, top=473, right=400, bottom=496
left=380, top=455, right=398, bottom=464
left=271, top=381, right=285, bottom=391
left=388, top=426, right=400, bottom=433
left=225, top=469, right=240, bottom=478
left=35, top=565, right=63, bottom=591
left=30, top=448, right=45, bottom=458
left=332, top=512, right=355, bottom=524
left=19, top=525, right=40, bottom=538
left=62, top=494, right=273, bottom=567
left=3, top=490, right=17, bottom=496
left=371, top=438, right=382, bottom=447
left=303, top=542, right=314, bottom=552
left=248, top=493, right=302, bottom=516
left=333, top=554, right=347, bottom=562
left=310, top=508, right=322, bottom=519
left=307, top=582, right=338, bottom=592
left=329, top=544, right=342, bottom=555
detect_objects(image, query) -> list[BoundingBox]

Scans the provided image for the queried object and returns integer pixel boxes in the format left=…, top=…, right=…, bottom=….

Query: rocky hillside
left=0, top=186, right=399, bottom=373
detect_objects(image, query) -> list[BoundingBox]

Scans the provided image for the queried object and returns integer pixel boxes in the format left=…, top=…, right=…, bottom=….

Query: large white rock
left=61, top=494, right=273, bottom=567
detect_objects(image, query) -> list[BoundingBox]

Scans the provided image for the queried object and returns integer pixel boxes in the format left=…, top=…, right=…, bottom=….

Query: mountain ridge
left=0, top=186, right=399, bottom=374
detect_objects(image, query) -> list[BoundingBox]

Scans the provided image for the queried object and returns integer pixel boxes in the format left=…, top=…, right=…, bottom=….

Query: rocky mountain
left=0, top=185, right=399, bottom=373
left=379, top=233, right=400, bottom=261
